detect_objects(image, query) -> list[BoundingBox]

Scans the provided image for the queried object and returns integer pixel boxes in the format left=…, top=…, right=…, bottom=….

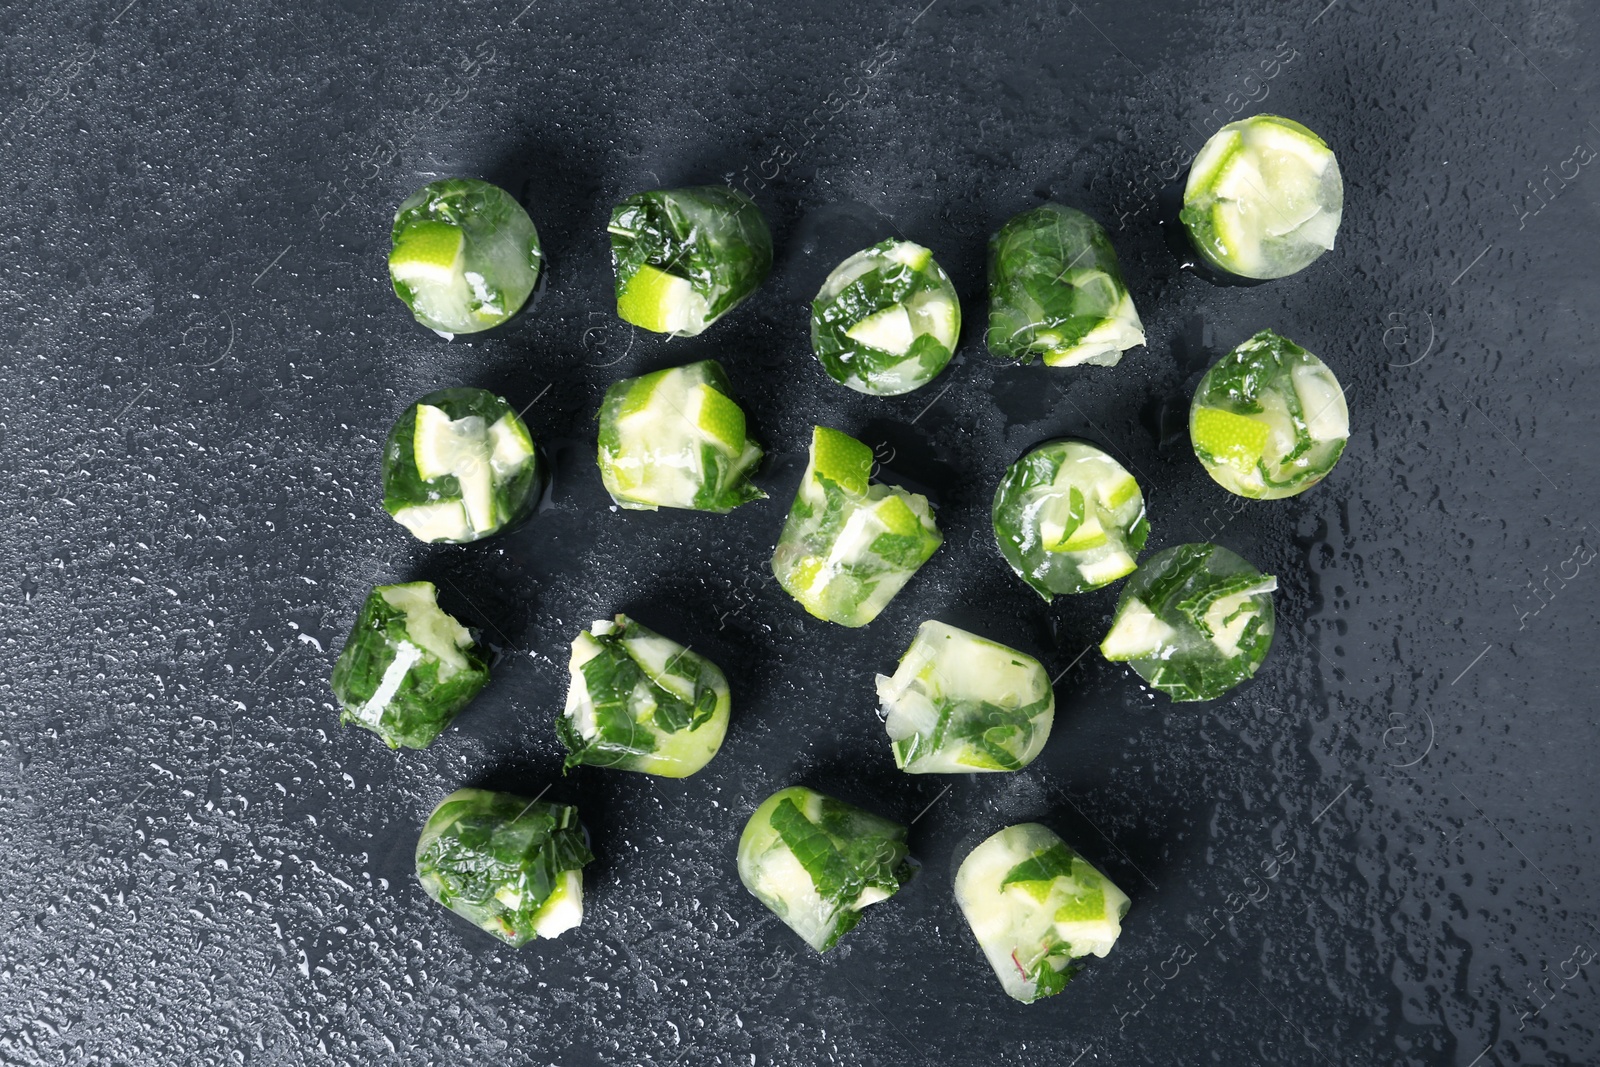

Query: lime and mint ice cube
left=811, top=239, right=961, bottom=396
left=1180, top=115, right=1343, bottom=280
left=1189, top=329, right=1349, bottom=499
left=389, top=178, right=542, bottom=335
left=595, top=360, right=765, bottom=513
left=382, top=387, right=542, bottom=544
left=992, top=439, right=1148, bottom=599
left=771, top=426, right=942, bottom=627
left=1100, top=543, right=1276, bottom=701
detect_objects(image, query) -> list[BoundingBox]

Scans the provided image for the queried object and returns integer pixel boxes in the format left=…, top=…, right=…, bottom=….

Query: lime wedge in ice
left=871, top=493, right=922, bottom=537
left=618, top=263, right=699, bottom=334
left=687, top=383, right=746, bottom=452
left=389, top=221, right=465, bottom=286
left=846, top=305, right=916, bottom=355
left=1053, top=885, right=1106, bottom=923
left=810, top=427, right=873, bottom=495
left=1191, top=407, right=1271, bottom=473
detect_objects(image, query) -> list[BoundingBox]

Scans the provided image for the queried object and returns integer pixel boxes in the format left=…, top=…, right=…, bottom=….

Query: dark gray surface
left=2, top=0, right=1598, bottom=1064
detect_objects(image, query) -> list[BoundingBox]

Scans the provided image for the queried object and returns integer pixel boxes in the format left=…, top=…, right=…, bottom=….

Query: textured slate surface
left=2, top=0, right=1597, bottom=1064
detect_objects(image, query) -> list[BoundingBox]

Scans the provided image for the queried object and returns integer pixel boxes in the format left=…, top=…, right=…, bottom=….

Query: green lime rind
left=985, top=203, right=1145, bottom=368
left=555, top=614, right=731, bottom=778
left=415, top=788, right=593, bottom=947
left=330, top=582, right=491, bottom=749
left=811, top=239, right=961, bottom=396
left=1099, top=543, right=1276, bottom=702
left=737, top=786, right=915, bottom=953
left=382, top=387, right=543, bottom=544
left=1189, top=329, right=1349, bottom=499
left=809, top=425, right=874, bottom=495
left=389, top=178, right=542, bottom=334
left=992, top=439, right=1149, bottom=600
left=1180, top=114, right=1344, bottom=281
left=615, top=263, right=697, bottom=333
left=595, top=359, right=766, bottom=513
left=1191, top=407, right=1271, bottom=473
left=771, top=426, right=942, bottom=627
left=608, top=186, right=772, bottom=337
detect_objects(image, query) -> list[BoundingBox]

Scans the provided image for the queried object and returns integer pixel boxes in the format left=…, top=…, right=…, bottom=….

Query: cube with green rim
left=955, top=823, right=1130, bottom=1003
left=986, top=204, right=1145, bottom=367
left=1189, top=330, right=1349, bottom=499
left=415, top=788, right=593, bottom=946
left=992, top=439, right=1149, bottom=599
left=876, top=621, right=1055, bottom=773
left=737, top=786, right=916, bottom=952
left=383, top=387, right=543, bottom=543
left=1180, top=114, right=1344, bottom=280
left=1100, top=542, right=1277, bottom=702
left=596, top=360, right=765, bottom=513
left=556, top=614, right=731, bottom=778
left=771, top=426, right=942, bottom=627
left=811, top=238, right=962, bottom=396
left=330, top=581, right=491, bottom=749
left=608, top=186, right=772, bottom=337
left=389, top=178, right=543, bottom=335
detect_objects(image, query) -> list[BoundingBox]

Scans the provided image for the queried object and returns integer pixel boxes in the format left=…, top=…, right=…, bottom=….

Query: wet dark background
left=2, top=0, right=1598, bottom=1064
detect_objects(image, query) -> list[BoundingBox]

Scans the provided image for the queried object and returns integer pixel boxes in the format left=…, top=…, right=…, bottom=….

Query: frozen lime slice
left=1098, top=473, right=1140, bottom=511
left=487, top=414, right=534, bottom=475
left=1058, top=513, right=1107, bottom=552
left=852, top=885, right=893, bottom=909
left=1212, top=150, right=1268, bottom=204
left=412, top=404, right=457, bottom=480
left=1187, top=128, right=1242, bottom=193
left=615, top=371, right=661, bottom=423
left=391, top=501, right=472, bottom=543
left=414, top=405, right=488, bottom=481
left=1248, top=119, right=1334, bottom=172
left=1053, top=885, right=1105, bottom=923
left=389, top=221, right=465, bottom=285
left=906, top=289, right=960, bottom=349
left=788, top=556, right=826, bottom=600
left=810, top=427, right=873, bottom=495
left=530, top=869, right=584, bottom=939
left=457, top=466, right=495, bottom=532
left=846, top=305, right=915, bottom=355
left=1204, top=578, right=1279, bottom=658
left=1191, top=407, right=1270, bottom=473
left=1100, top=598, right=1176, bottom=661
left=816, top=252, right=878, bottom=302
left=617, top=264, right=702, bottom=334
left=884, top=240, right=933, bottom=271
left=1209, top=194, right=1276, bottom=278
left=1037, top=486, right=1085, bottom=551
left=871, top=493, right=922, bottom=537
left=411, top=405, right=494, bottom=531
left=1253, top=150, right=1322, bottom=237
left=687, top=383, right=746, bottom=452
left=376, top=581, right=474, bottom=673
left=1292, top=364, right=1349, bottom=442
left=1008, top=879, right=1057, bottom=905
left=1078, top=549, right=1137, bottom=587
